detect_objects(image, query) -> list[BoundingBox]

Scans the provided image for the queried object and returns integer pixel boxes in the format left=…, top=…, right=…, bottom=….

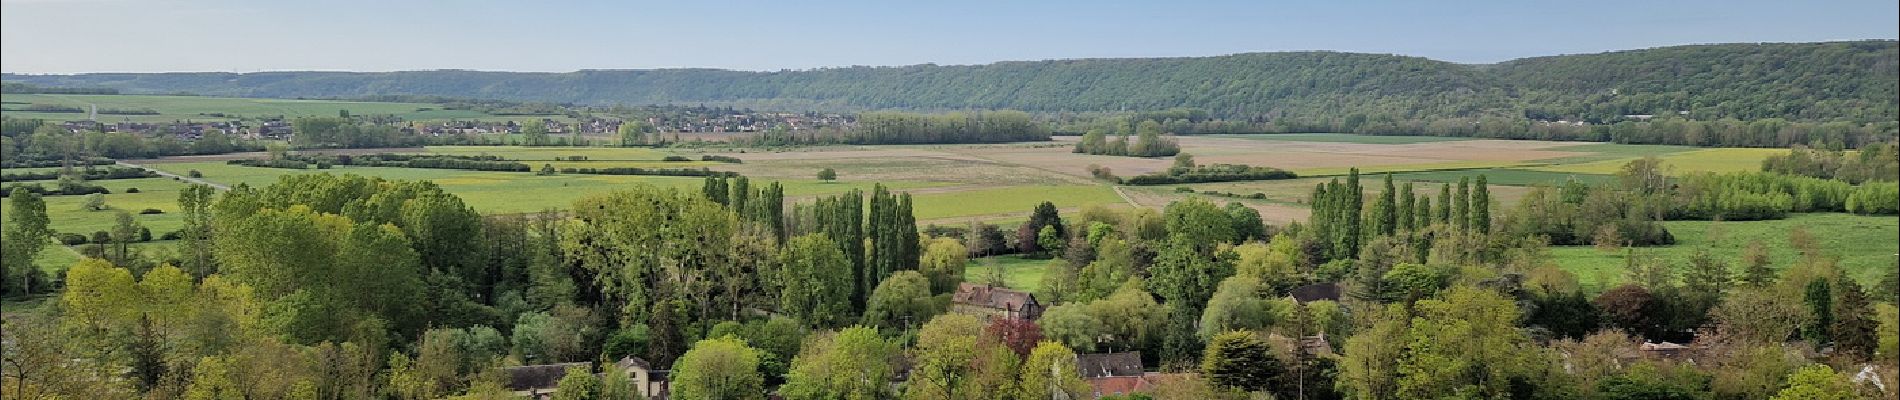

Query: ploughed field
left=9, top=133, right=1893, bottom=292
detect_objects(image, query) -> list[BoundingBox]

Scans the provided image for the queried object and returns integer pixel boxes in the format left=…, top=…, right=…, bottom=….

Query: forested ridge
left=7, top=41, right=1894, bottom=124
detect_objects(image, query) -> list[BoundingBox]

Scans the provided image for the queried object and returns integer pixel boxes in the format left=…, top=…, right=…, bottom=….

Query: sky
left=3, top=0, right=1896, bottom=74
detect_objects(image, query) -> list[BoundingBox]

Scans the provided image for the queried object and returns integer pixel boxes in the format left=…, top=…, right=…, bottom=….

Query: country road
left=116, top=161, right=229, bottom=190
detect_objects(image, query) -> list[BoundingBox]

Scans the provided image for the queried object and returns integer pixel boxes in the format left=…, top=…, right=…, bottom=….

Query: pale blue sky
left=3, top=0, right=1895, bottom=73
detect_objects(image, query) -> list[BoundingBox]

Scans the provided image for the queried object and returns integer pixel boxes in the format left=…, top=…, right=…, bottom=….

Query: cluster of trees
left=1762, top=142, right=1900, bottom=183
left=734, top=110, right=1050, bottom=146
left=1, top=118, right=265, bottom=162
left=0, top=166, right=154, bottom=182
left=1073, top=120, right=1181, bottom=157
left=1120, top=154, right=1297, bottom=185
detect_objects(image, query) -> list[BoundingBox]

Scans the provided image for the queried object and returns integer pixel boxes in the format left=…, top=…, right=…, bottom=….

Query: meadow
left=962, top=255, right=1056, bottom=295
left=1551, top=213, right=1898, bottom=291
left=1532, top=147, right=1786, bottom=175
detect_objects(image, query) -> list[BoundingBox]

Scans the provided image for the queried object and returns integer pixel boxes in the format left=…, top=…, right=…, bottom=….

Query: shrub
left=160, top=230, right=184, bottom=240
left=662, top=155, right=692, bottom=162
left=138, top=208, right=164, bottom=215
left=187, top=169, right=204, bottom=178
left=1174, top=187, right=1195, bottom=193
left=125, top=187, right=141, bottom=193
left=58, top=233, right=88, bottom=245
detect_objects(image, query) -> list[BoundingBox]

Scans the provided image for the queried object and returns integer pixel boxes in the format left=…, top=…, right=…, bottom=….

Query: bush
left=160, top=230, right=184, bottom=240
left=187, top=169, right=204, bottom=178
left=1174, top=187, right=1195, bottom=193
left=662, top=155, right=692, bottom=162
left=138, top=208, right=164, bottom=215
left=1124, top=163, right=1297, bottom=185
left=125, top=187, right=140, bottom=193
left=58, top=233, right=88, bottom=245
left=139, top=227, right=152, bottom=242
left=700, top=155, right=743, bottom=164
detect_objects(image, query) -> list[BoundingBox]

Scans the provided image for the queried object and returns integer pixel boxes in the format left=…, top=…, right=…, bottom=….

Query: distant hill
left=6, top=40, right=1895, bottom=123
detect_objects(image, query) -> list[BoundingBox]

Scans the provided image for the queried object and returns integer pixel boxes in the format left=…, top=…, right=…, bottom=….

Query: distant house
left=613, top=356, right=672, bottom=400
left=1299, top=333, right=1334, bottom=357
left=1087, top=376, right=1154, bottom=399
left=1289, top=282, right=1341, bottom=304
left=1640, top=341, right=1694, bottom=359
left=501, top=362, right=589, bottom=399
left=952, top=283, right=1042, bottom=320
left=1077, top=352, right=1147, bottom=399
left=1075, top=352, right=1144, bottom=379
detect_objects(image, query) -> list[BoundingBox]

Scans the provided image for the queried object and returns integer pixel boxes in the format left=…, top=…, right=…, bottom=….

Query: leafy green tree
left=177, top=183, right=218, bottom=277
left=781, top=326, right=896, bottom=400
left=617, top=120, right=653, bottom=147
left=1197, top=276, right=1277, bottom=340
left=1201, top=331, right=1283, bottom=393
left=671, top=336, right=766, bottom=400
left=1769, top=365, right=1856, bottom=400
left=1015, top=341, right=1091, bottom=400
left=521, top=121, right=551, bottom=146
left=1224, top=202, right=1265, bottom=243
left=1038, top=304, right=1105, bottom=353
left=817, top=168, right=837, bottom=181
left=862, top=271, right=939, bottom=330
left=780, top=234, right=856, bottom=328
left=1394, top=286, right=1545, bottom=398
left=918, top=237, right=968, bottom=294
left=1076, top=237, right=1136, bottom=302
left=551, top=366, right=601, bottom=400
left=904, top=313, right=988, bottom=400
left=2, top=191, right=52, bottom=296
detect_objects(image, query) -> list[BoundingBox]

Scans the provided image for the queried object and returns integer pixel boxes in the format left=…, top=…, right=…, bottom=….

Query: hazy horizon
left=4, top=0, right=1895, bottom=74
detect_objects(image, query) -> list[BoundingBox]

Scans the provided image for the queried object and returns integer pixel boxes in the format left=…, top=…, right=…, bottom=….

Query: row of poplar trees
left=1309, top=168, right=1491, bottom=261
left=783, top=183, right=923, bottom=312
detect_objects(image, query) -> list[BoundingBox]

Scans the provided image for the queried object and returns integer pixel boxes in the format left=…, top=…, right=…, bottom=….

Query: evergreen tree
left=1831, top=279, right=1878, bottom=361
left=1802, top=279, right=1834, bottom=345
left=1414, top=196, right=1432, bottom=231
left=1739, top=240, right=1775, bottom=287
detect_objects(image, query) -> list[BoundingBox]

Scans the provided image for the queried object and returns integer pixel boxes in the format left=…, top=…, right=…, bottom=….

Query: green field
left=151, top=161, right=952, bottom=214
left=1293, top=160, right=1538, bottom=177
left=1552, top=213, right=1899, bottom=291
left=1533, top=147, right=1787, bottom=175
left=0, top=177, right=192, bottom=235
left=909, top=185, right=1126, bottom=221
left=421, top=146, right=675, bottom=160
left=1384, top=168, right=1613, bottom=186
left=963, top=255, right=1056, bottom=295
left=1207, top=133, right=1476, bottom=144
left=1533, top=143, right=1698, bottom=164
left=0, top=94, right=556, bottom=123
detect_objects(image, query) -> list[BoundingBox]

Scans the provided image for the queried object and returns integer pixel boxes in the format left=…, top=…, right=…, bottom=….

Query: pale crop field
left=1531, top=148, right=1788, bottom=175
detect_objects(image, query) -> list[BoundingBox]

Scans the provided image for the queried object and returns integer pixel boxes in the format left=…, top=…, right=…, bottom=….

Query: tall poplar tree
left=1472, top=175, right=1491, bottom=234
left=1397, top=182, right=1415, bottom=232
left=1373, top=174, right=1397, bottom=237
left=1453, top=177, right=1470, bottom=233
